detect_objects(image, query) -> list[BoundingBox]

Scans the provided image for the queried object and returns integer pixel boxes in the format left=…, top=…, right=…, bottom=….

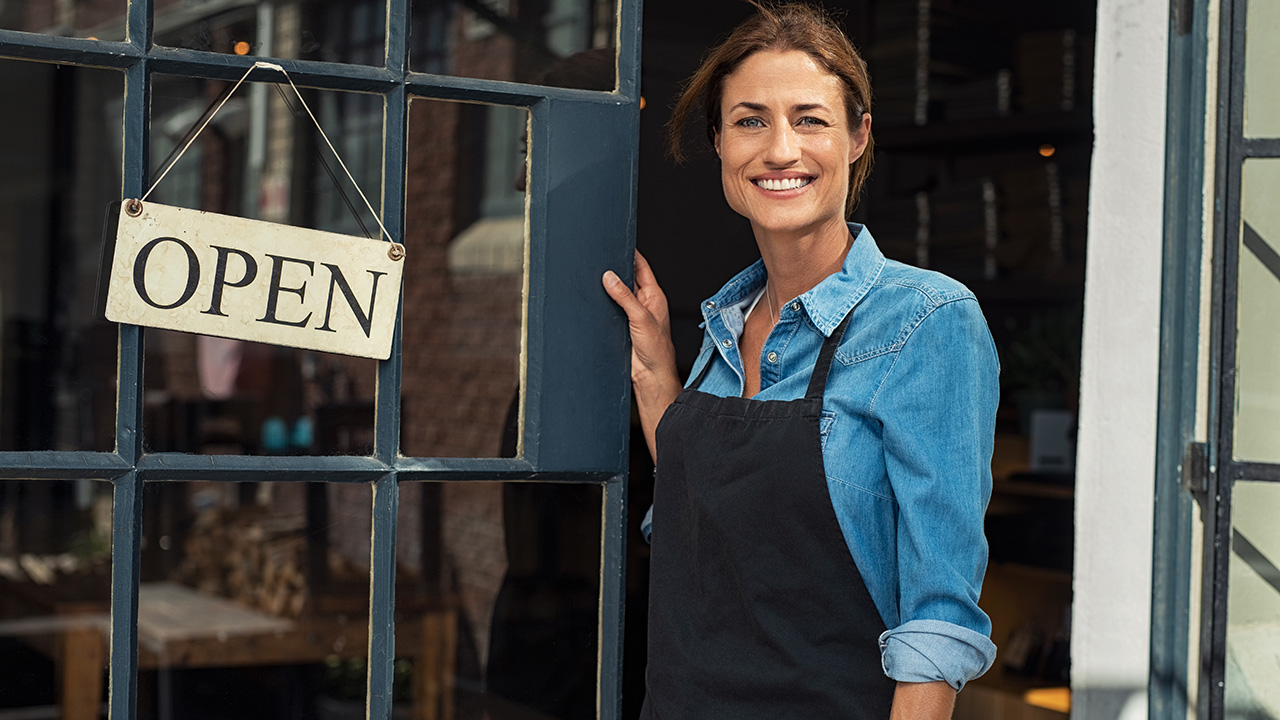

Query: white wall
left=1072, top=0, right=1170, bottom=717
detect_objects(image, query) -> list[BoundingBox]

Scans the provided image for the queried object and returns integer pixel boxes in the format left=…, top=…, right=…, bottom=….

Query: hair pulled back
left=667, top=1, right=874, bottom=215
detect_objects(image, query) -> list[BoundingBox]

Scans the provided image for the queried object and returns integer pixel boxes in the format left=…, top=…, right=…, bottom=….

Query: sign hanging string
left=141, top=61, right=394, bottom=245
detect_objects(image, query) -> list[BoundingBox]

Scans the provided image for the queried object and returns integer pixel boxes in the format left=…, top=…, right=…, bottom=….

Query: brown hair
left=667, top=1, right=874, bottom=215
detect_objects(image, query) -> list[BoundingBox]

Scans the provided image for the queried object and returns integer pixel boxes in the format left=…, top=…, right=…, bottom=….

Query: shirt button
left=721, top=338, right=733, bottom=348
left=705, top=301, right=716, bottom=310
left=790, top=301, right=801, bottom=312
left=767, top=351, right=778, bottom=364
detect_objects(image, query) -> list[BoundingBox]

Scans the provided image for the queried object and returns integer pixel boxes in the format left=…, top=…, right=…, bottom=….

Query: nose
left=763, top=124, right=800, bottom=166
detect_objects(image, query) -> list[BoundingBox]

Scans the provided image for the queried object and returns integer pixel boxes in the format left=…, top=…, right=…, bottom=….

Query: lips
left=753, top=176, right=813, bottom=191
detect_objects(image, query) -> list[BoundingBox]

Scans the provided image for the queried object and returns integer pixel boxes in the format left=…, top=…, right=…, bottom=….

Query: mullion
left=367, top=474, right=400, bottom=720
left=126, top=0, right=152, bottom=50
left=1224, top=460, right=1280, bottom=482
left=108, top=472, right=144, bottom=720
left=405, top=71, right=628, bottom=106
left=1206, top=0, right=1250, bottom=716
left=1243, top=137, right=1280, bottom=157
left=0, top=453, right=131, bottom=479
left=0, top=32, right=139, bottom=66
left=598, top=475, right=628, bottom=720
left=375, top=83, right=408, bottom=463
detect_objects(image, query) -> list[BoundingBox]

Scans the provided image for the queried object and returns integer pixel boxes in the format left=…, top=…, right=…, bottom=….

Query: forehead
left=721, top=49, right=845, bottom=111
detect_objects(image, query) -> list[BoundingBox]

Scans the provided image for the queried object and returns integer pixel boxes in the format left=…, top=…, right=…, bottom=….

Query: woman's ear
left=848, top=112, right=872, bottom=164
left=714, top=130, right=722, bottom=158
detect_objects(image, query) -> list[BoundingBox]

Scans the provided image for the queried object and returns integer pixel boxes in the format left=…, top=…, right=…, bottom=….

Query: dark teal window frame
left=1201, top=0, right=1280, bottom=714
left=0, top=0, right=641, bottom=716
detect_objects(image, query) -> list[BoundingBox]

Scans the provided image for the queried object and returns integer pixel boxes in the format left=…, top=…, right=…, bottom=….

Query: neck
left=754, top=217, right=853, bottom=304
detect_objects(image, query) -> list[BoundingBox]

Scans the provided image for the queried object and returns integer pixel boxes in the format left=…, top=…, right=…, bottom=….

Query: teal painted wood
left=600, top=476, right=629, bottom=720
left=1149, top=0, right=1210, bottom=717
left=0, top=452, right=132, bottom=478
left=374, top=85, right=407, bottom=464
left=109, top=472, right=144, bottom=720
left=528, top=96, right=638, bottom=474
left=368, top=475, right=400, bottom=720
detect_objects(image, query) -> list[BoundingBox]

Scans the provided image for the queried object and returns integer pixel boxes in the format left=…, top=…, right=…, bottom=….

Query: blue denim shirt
left=643, top=223, right=998, bottom=690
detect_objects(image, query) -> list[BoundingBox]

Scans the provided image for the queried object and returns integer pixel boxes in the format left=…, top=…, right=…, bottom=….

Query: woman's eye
left=798, top=116, right=828, bottom=127
left=736, top=117, right=765, bottom=128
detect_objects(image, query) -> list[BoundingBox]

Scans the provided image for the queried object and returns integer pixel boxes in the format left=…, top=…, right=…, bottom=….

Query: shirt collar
left=700, top=223, right=887, bottom=337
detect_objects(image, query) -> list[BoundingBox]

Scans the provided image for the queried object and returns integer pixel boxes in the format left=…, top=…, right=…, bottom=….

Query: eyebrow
left=728, top=102, right=832, bottom=113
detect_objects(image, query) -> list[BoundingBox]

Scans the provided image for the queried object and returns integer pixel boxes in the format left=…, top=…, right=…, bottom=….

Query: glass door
left=0, top=0, right=641, bottom=718
left=1199, top=0, right=1280, bottom=717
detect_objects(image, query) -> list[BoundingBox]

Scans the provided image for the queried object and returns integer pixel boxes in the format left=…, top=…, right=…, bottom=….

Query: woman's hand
left=602, top=251, right=682, bottom=461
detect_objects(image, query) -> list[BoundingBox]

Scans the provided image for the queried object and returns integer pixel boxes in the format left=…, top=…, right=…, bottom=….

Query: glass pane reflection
left=395, top=481, right=602, bottom=720
left=410, top=0, right=617, bottom=89
left=140, top=481, right=372, bottom=719
left=400, top=100, right=527, bottom=458
left=1235, top=160, right=1280, bottom=463
left=1226, top=481, right=1280, bottom=717
left=0, top=59, right=121, bottom=452
left=0, top=479, right=112, bottom=720
left=0, top=0, right=126, bottom=37
left=143, top=74, right=384, bottom=456
left=156, top=0, right=387, bottom=66
left=1245, top=0, right=1280, bottom=138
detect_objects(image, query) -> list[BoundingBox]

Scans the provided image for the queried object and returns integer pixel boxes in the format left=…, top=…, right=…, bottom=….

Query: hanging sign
left=97, top=61, right=405, bottom=360
left=99, top=199, right=404, bottom=360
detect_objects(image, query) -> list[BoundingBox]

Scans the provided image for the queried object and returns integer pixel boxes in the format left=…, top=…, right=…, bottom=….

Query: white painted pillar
left=1073, top=0, right=1170, bottom=717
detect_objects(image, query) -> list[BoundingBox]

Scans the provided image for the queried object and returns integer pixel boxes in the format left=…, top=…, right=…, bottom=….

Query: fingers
left=602, top=270, right=646, bottom=318
left=634, top=251, right=658, bottom=289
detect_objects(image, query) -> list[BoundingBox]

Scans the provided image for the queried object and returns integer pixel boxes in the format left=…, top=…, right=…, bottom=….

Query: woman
left=602, top=3, right=998, bottom=718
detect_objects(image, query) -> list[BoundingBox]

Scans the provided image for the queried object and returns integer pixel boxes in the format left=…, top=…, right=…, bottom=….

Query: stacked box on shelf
left=1015, top=29, right=1079, bottom=113
left=941, top=70, right=1012, bottom=121
left=868, top=192, right=927, bottom=267
left=995, top=162, right=1066, bottom=277
left=869, top=0, right=1011, bottom=126
left=927, top=178, right=998, bottom=282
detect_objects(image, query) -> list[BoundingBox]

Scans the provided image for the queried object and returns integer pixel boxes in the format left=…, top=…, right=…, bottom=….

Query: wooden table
left=2, top=581, right=456, bottom=720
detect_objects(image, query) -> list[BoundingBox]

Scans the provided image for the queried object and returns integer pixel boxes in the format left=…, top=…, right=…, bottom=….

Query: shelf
left=993, top=478, right=1074, bottom=501
left=986, top=561, right=1073, bottom=583
left=875, top=109, right=1094, bottom=151
left=969, top=276, right=1086, bottom=304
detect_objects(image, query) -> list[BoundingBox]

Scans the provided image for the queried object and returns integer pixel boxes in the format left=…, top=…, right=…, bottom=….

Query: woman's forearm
left=890, top=681, right=956, bottom=720
left=633, top=370, right=681, bottom=460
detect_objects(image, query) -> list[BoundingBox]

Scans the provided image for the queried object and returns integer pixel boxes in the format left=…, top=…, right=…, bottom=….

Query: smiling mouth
left=753, top=177, right=813, bottom=191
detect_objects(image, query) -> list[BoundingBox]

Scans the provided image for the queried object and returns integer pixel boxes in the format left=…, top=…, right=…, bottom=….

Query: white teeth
left=756, top=177, right=810, bottom=191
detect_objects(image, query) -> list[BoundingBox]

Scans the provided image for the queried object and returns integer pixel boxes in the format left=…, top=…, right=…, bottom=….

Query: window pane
left=1234, top=160, right=1280, bottom=463
left=143, top=74, right=384, bottom=456
left=400, top=100, right=527, bottom=458
left=1226, top=481, right=1280, bottom=716
left=155, top=0, right=387, bottom=66
left=0, top=0, right=126, bottom=37
left=1244, top=0, right=1280, bottom=138
left=410, top=0, right=617, bottom=90
left=395, top=481, right=601, bottom=719
left=139, top=481, right=372, bottom=718
left=0, top=479, right=112, bottom=719
left=0, top=60, right=121, bottom=452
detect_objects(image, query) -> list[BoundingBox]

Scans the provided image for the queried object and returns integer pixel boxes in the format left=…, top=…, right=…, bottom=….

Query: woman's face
left=715, top=49, right=869, bottom=238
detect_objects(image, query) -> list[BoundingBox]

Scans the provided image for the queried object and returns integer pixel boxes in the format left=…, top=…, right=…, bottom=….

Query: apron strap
left=804, top=310, right=854, bottom=400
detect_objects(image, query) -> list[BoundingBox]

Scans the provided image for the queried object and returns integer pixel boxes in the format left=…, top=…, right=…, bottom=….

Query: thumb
left=602, top=270, right=646, bottom=320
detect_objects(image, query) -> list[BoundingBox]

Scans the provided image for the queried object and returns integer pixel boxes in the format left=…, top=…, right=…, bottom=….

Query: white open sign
left=99, top=200, right=404, bottom=360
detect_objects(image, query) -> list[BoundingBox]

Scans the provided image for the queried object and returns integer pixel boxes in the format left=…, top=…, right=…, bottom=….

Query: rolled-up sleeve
left=880, top=620, right=996, bottom=689
left=871, top=296, right=999, bottom=689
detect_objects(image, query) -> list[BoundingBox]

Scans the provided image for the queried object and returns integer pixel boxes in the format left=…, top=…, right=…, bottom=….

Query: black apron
left=641, top=312, right=896, bottom=720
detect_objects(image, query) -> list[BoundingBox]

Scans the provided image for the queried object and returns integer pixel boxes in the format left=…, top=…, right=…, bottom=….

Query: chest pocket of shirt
left=819, top=410, right=837, bottom=450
